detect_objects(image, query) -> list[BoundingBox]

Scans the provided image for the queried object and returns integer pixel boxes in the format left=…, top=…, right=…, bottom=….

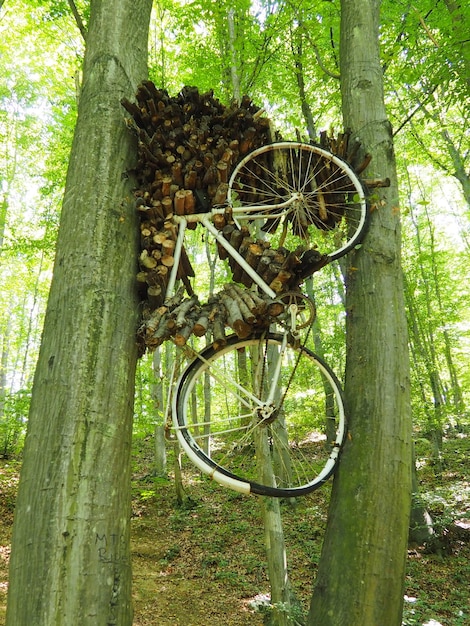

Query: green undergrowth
left=403, top=434, right=469, bottom=626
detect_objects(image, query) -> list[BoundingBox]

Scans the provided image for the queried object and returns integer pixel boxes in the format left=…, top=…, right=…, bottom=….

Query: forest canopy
left=1, top=0, right=468, bottom=451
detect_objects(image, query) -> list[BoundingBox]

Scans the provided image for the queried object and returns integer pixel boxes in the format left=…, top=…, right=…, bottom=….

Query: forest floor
left=0, top=435, right=469, bottom=625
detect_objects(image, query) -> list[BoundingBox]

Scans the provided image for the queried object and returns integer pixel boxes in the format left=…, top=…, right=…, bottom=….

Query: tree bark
left=308, top=2, right=412, bottom=625
left=250, top=345, right=303, bottom=626
left=292, top=22, right=317, bottom=141
left=441, top=128, right=470, bottom=208
left=409, top=444, right=434, bottom=545
left=6, top=1, right=152, bottom=624
left=227, top=7, right=241, bottom=101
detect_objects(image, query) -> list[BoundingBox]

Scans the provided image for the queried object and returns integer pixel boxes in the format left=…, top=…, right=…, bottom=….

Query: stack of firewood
left=318, top=129, right=392, bottom=192
left=216, top=223, right=328, bottom=291
left=136, top=211, right=195, bottom=309
left=135, top=213, right=328, bottom=318
left=123, top=82, right=380, bottom=355
left=318, top=129, right=370, bottom=174
left=122, top=81, right=276, bottom=314
left=121, top=81, right=272, bottom=216
left=137, top=283, right=287, bottom=356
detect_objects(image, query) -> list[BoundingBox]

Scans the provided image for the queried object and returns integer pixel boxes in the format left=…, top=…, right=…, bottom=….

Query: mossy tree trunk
left=6, top=1, right=152, bottom=624
left=308, top=2, right=412, bottom=625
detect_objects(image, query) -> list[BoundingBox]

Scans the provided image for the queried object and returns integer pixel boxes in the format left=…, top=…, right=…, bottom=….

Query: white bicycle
left=166, top=142, right=368, bottom=497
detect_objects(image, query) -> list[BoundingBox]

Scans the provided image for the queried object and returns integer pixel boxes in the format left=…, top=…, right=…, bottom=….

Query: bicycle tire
left=227, top=142, right=369, bottom=261
left=172, top=333, right=346, bottom=497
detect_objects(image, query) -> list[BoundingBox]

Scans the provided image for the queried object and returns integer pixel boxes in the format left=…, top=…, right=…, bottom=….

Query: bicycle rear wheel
left=227, top=142, right=368, bottom=261
left=173, top=333, right=346, bottom=497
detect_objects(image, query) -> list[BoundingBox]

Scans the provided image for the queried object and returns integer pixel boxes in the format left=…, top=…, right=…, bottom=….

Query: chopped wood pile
left=122, top=82, right=277, bottom=303
left=318, top=129, right=371, bottom=175
left=122, top=82, right=376, bottom=355
left=121, top=81, right=272, bottom=217
left=137, top=283, right=289, bottom=356
left=136, top=214, right=195, bottom=309
left=135, top=211, right=329, bottom=316
left=215, top=224, right=329, bottom=291
left=318, top=129, right=390, bottom=190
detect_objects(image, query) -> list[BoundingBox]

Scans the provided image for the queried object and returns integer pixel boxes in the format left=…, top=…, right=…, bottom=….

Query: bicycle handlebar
left=171, top=192, right=300, bottom=225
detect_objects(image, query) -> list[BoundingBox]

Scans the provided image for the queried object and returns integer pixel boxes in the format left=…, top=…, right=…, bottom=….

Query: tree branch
left=312, top=42, right=340, bottom=80
left=302, top=29, right=340, bottom=79
left=392, top=85, right=438, bottom=136
left=413, top=5, right=439, bottom=48
left=67, top=0, right=87, bottom=42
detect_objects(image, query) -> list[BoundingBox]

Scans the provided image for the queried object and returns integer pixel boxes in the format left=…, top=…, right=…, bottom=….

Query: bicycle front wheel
left=227, top=142, right=368, bottom=261
left=173, top=333, right=346, bottom=497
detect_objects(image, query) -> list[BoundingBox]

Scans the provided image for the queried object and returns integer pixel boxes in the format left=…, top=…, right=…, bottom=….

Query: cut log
left=139, top=250, right=158, bottom=269
left=149, top=320, right=173, bottom=347
left=216, top=161, right=228, bottom=183
left=162, top=196, right=173, bottom=217
left=161, top=238, right=176, bottom=257
left=147, top=284, right=163, bottom=308
left=212, top=313, right=227, bottom=350
left=238, top=287, right=267, bottom=315
left=270, top=269, right=292, bottom=294
left=267, top=299, right=285, bottom=317
left=184, top=190, right=195, bottom=213
left=174, top=296, right=199, bottom=328
left=161, top=175, right=173, bottom=197
left=174, top=189, right=186, bottom=215
left=193, top=313, right=210, bottom=337
left=174, top=316, right=197, bottom=346
left=136, top=271, right=148, bottom=284
left=245, top=242, right=263, bottom=269
left=212, top=212, right=226, bottom=230
left=220, top=293, right=252, bottom=338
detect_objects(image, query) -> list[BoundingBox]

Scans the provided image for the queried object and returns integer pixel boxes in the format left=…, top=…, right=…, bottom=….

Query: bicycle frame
left=165, top=205, right=297, bottom=301
left=164, top=207, right=300, bottom=443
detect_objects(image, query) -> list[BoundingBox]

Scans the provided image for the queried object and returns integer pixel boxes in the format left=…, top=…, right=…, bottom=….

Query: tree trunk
left=254, top=427, right=297, bottom=626
left=250, top=345, right=303, bottom=626
left=227, top=8, right=241, bottom=101
left=6, top=1, right=152, bottom=624
left=0, top=317, right=11, bottom=455
left=441, top=128, right=470, bottom=207
left=308, top=2, right=412, bottom=625
left=0, top=194, right=7, bottom=250
left=292, top=23, right=316, bottom=141
left=151, top=349, right=167, bottom=477
left=305, top=279, right=338, bottom=443
left=174, top=442, right=186, bottom=507
left=409, top=444, right=434, bottom=545
left=424, top=204, right=466, bottom=420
